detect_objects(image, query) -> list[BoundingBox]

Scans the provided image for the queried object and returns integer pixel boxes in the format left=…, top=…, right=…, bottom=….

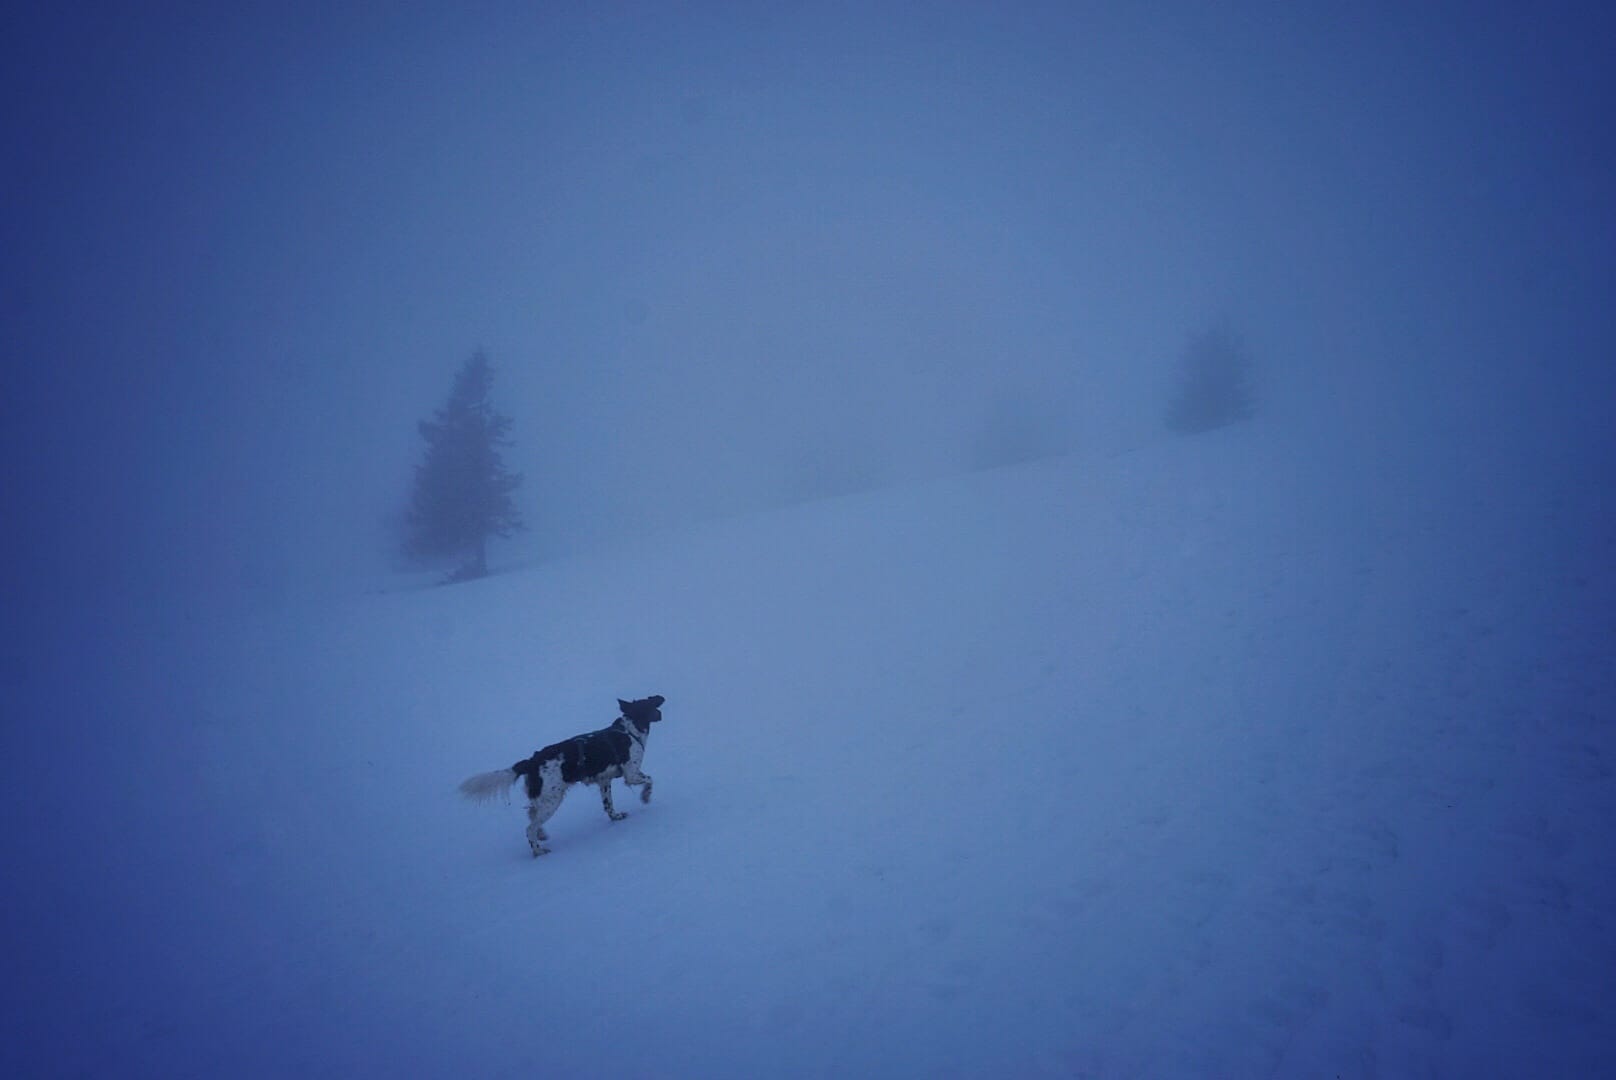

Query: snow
left=5, top=418, right=1613, bottom=1078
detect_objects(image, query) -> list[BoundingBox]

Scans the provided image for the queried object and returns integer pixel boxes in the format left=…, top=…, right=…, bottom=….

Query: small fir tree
left=1165, top=322, right=1256, bottom=435
left=403, top=350, right=524, bottom=580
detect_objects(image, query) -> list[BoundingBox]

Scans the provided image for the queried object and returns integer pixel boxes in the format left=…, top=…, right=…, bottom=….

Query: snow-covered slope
left=6, top=420, right=1613, bottom=1078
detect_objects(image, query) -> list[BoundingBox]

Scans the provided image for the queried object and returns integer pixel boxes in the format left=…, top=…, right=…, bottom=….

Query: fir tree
left=1165, top=322, right=1256, bottom=435
left=403, top=350, right=524, bottom=580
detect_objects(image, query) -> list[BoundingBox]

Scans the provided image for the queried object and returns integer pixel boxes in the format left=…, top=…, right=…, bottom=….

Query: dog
left=459, top=695, right=665, bottom=856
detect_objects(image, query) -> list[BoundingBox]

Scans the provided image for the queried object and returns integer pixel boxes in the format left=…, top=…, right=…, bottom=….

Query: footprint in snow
left=1248, top=981, right=1330, bottom=1035
left=1451, top=891, right=1512, bottom=951
left=1522, top=875, right=1571, bottom=912
left=1395, top=1003, right=1454, bottom=1041
left=1348, top=816, right=1401, bottom=864
left=928, top=956, right=982, bottom=1003
left=1390, top=923, right=1446, bottom=990
left=1518, top=981, right=1601, bottom=1026
left=1561, top=742, right=1610, bottom=781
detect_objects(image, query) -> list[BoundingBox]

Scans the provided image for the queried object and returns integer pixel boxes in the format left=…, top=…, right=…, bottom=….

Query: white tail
left=459, top=768, right=518, bottom=803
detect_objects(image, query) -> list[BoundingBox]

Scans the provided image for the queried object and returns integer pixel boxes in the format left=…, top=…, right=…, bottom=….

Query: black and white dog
left=459, top=695, right=665, bottom=856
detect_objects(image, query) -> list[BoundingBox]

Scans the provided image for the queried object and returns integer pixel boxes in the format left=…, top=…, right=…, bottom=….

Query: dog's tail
left=459, top=768, right=519, bottom=803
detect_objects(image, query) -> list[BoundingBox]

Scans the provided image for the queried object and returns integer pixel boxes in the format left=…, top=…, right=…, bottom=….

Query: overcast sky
left=5, top=3, right=1612, bottom=631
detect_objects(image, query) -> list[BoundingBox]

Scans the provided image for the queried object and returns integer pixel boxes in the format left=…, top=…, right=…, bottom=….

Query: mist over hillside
left=6, top=4, right=1613, bottom=613
left=4, top=5, right=1614, bottom=1077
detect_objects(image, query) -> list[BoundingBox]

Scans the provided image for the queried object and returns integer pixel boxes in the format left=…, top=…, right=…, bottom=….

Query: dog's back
left=514, top=723, right=634, bottom=797
left=549, top=726, right=635, bottom=784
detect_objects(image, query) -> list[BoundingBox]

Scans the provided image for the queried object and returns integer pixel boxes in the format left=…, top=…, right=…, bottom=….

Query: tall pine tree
left=1164, top=322, right=1256, bottom=435
left=404, top=350, right=524, bottom=581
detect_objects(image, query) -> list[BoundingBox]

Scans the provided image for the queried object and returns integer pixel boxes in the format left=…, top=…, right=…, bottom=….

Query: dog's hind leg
left=525, top=802, right=553, bottom=855
left=525, top=766, right=565, bottom=856
left=527, top=793, right=567, bottom=855
left=598, top=780, right=628, bottom=821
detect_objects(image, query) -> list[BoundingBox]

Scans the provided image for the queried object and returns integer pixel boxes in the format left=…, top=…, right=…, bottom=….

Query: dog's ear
left=618, top=698, right=631, bottom=713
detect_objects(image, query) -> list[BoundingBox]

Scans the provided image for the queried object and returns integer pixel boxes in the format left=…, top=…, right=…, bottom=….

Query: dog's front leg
left=622, top=764, right=654, bottom=804
left=599, top=781, right=627, bottom=821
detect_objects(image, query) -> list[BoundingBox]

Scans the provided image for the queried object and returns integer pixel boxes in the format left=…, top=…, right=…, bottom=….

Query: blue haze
left=3, top=4, right=1613, bottom=1076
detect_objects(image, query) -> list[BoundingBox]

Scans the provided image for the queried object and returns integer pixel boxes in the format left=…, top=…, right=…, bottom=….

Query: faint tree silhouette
left=1165, top=321, right=1256, bottom=435
left=403, top=350, right=524, bottom=581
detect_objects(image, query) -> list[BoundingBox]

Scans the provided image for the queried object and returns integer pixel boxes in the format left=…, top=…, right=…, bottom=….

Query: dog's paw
left=608, top=811, right=628, bottom=821
left=640, top=786, right=653, bottom=804
left=530, top=845, right=551, bottom=857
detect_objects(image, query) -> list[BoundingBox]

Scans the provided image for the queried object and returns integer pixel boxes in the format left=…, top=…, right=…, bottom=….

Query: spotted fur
left=459, top=695, right=665, bottom=856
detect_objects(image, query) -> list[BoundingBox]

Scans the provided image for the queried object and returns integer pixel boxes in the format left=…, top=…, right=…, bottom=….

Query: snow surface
left=5, top=418, right=1614, bottom=1078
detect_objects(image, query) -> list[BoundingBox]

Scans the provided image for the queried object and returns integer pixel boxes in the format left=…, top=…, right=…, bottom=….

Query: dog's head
left=618, top=695, right=666, bottom=725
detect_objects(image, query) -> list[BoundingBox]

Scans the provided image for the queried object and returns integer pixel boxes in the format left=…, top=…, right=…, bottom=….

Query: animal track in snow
left=1395, top=1003, right=1454, bottom=1041
left=1249, top=980, right=1330, bottom=1034
left=1560, top=742, right=1610, bottom=781
left=1451, top=891, right=1512, bottom=951
left=1348, top=817, right=1401, bottom=864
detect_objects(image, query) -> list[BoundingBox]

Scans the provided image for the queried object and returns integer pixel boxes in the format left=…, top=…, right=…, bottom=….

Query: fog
left=5, top=7, right=1616, bottom=1074
left=7, top=4, right=1606, bottom=627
